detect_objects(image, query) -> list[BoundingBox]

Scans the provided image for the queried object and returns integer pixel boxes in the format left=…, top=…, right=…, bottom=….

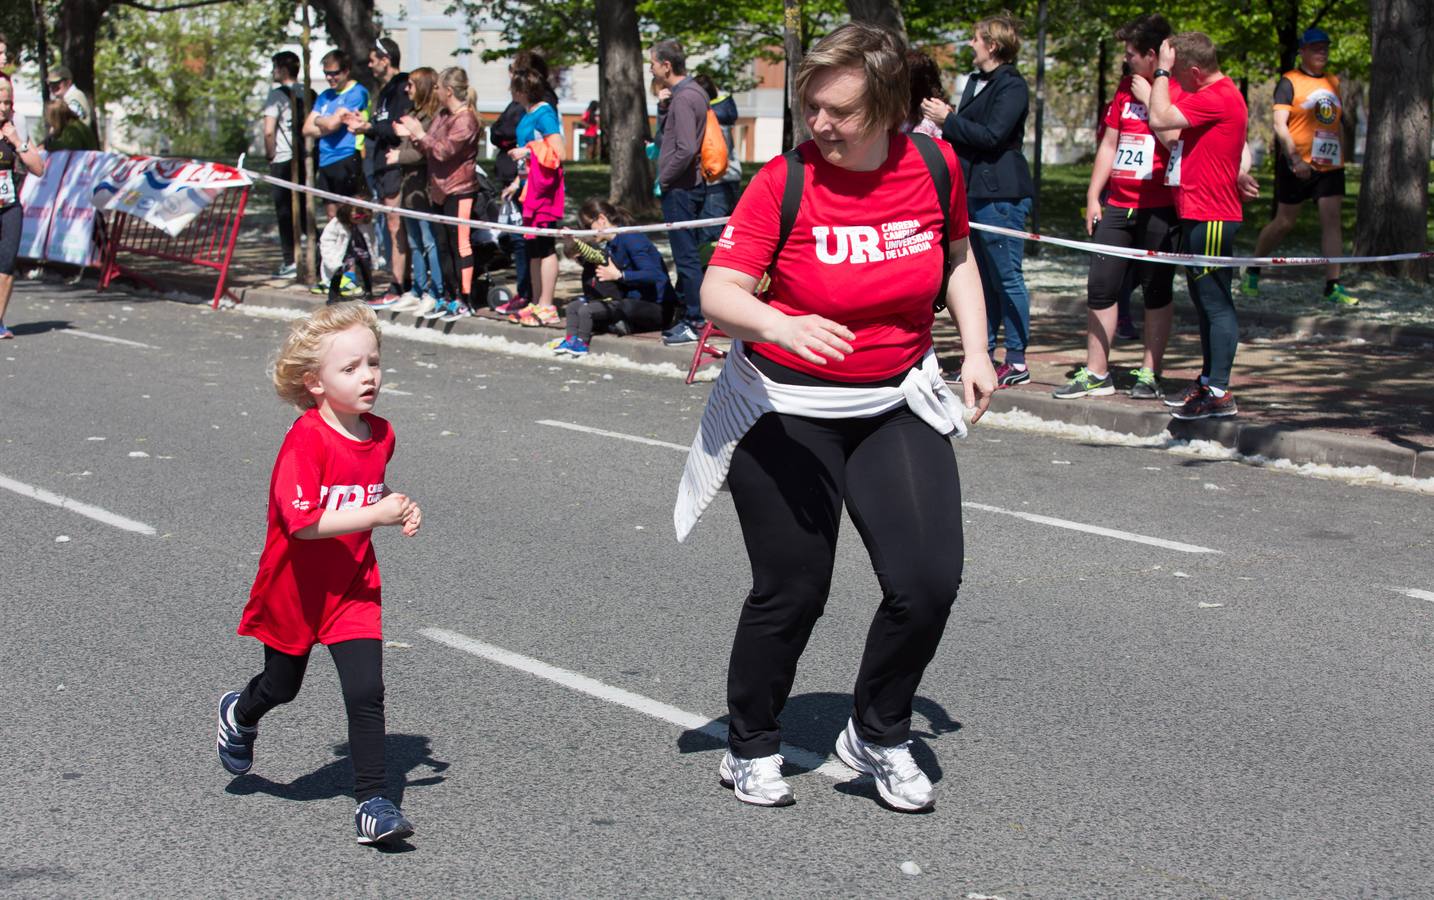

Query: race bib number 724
left=1113, top=133, right=1156, bottom=181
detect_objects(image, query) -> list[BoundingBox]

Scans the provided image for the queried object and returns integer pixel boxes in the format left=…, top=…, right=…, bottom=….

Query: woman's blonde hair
left=272, top=303, right=382, bottom=409
left=794, top=22, right=909, bottom=136
left=438, top=66, right=477, bottom=113
left=974, top=12, right=1023, bottom=64
left=409, top=66, right=440, bottom=120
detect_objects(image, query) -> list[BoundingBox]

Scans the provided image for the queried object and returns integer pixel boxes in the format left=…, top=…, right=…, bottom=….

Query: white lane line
left=963, top=502, right=1220, bottom=555
left=420, top=627, right=854, bottom=780
left=0, top=473, right=157, bottom=535
left=538, top=419, right=1219, bottom=555
left=61, top=329, right=158, bottom=350
left=384, top=387, right=414, bottom=396
left=1391, top=587, right=1434, bottom=603
left=537, top=419, right=690, bottom=452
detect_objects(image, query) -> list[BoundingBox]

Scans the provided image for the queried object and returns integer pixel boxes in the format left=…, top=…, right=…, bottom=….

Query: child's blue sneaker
left=565, top=337, right=589, bottom=357
left=355, top=796, right=414, bottom=845
left=216, top=690, right=257, bottom=775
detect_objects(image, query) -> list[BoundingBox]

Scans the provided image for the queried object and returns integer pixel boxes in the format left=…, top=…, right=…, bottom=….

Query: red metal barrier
left=686, top=320, right=730, bottom=384
left=98, top=186, right=250, bottom=309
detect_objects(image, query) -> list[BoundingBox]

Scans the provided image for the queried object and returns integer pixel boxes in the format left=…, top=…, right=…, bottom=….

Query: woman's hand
left=508, top=146, right=531, bottom=161
left=392, top=120, right=410, bottom=137
left=1129, top=75, right=1152, bottom=104
left=0, top=120, right=19, bottom=145
left=595, top=260, right=623, bottom=282
left=767, top=313, right=855, bottom=366
left=385, top=148, right=400, bottom=166
left=958, top=355, right=998, bottom=423
left=398, top=115, right=424, bottom=141
left=921, top=97, right=952, bottom=124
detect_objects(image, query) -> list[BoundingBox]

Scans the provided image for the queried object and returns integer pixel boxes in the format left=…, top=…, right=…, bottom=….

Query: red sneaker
left=1171, top=387, right=1238, bottom=420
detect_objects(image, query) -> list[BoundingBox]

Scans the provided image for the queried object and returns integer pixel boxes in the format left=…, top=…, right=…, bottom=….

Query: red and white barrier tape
left=245, top=162, right=1432, bottom=268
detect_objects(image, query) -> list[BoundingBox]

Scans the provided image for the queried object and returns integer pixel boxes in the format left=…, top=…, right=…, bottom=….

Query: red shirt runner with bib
left=239, top=408, right=395, bottom=655
left=709, top=133, right=970, bottom=383
left=1103, top=76, right=1182, bottom=210
left=1171, top=76, right=1248, bottom=222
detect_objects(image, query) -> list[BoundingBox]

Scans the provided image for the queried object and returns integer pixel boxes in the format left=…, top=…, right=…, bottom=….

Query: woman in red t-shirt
left=685, top=23, right=996, bottom=813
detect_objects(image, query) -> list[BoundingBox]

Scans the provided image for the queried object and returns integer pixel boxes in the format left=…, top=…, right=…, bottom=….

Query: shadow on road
left=224, top=732, right=448, bottom=811
left=8, top=320, right=74, bottom=337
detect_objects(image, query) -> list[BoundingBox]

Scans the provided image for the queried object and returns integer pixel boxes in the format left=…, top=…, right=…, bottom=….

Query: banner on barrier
left=93, top=157, right=251, bottom=237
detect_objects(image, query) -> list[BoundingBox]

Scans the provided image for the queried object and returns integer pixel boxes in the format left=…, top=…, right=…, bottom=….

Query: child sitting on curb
left=548, top=198, right=677, bottom=357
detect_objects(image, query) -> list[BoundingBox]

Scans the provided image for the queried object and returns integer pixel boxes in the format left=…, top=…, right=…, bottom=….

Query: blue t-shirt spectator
left=314, top=81, right=370, bottom=167
left=607, top=232, right=677, bottom=305
left=515, top=102, right=561, bottom=148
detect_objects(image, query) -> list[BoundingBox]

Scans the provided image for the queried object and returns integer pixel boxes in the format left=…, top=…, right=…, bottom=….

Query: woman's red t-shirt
left=239, top=408, right=395, bottom=655
left=709, top=133, right=970, bottom=382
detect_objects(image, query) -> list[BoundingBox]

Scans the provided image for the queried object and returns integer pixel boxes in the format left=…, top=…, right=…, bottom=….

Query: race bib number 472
left=1311, top=130, right=1342, bottom=168
left=1164, top=140, right=1183, bottom=187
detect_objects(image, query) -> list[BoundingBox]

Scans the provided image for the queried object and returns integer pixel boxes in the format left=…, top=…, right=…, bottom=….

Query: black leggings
left=725, top=406, right=964, bottom=758
left=431, top=193, right=475, bottom=303
left=564, top=296, right=666, bottom=342
left=1182, top=220, right=1242, bottom=389
left=0, top=203, right=21, bottom=276
left=1086, top=205, right=1178, bottom=310
left=269, top=161, right=311, bottom=268
left=234, top=639, right=387, bottom=803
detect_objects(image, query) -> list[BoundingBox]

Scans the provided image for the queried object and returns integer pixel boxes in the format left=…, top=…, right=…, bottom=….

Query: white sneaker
left=413, top=295, right=439, bottom=318
left=391, top=291, right=422, bottom=312
left=719, top=751, right=794, bottom=807
left=834, top=718, right=934, bottom=812
left=422, top=299, right=450, bottom=321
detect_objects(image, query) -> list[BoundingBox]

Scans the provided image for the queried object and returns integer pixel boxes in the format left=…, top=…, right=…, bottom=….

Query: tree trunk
left=1354, top=0, right=1432, bottom=280
left=312, top=0, right=378, bottom=93
left=57, top=0, right=111, bottom=103
left=595, top=0, right=652, bottom=215
left=783, top=0, right=807, bottom=149
left=844, top=0, right=903, bottom=36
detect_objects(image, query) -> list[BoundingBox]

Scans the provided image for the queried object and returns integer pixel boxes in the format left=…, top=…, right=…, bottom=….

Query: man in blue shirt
left=303, top=49, right=369, bottom=220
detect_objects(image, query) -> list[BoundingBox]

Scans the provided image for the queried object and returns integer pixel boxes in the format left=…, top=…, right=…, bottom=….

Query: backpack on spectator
left=770, top=132, right=954, bottom=312
left=699, top=108, right=729, bottom=182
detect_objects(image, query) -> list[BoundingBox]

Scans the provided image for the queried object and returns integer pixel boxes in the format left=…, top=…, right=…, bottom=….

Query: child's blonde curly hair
left=272, top=303, right=383, bottom=409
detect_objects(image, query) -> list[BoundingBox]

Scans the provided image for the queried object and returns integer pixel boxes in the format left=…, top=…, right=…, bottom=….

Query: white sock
left=1208, top=385, right=1227, bottom=398
left=1088, top=370, right=1107, bottom=380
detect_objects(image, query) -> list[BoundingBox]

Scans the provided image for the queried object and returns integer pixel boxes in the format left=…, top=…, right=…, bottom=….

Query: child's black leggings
left=234, top=639, right=387, bottom=803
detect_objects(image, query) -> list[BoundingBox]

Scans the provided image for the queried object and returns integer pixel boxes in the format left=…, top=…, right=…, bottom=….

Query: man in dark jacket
left=650, top=38, right=709, bottom=345
left=345, top=37, right=411, bottom=306
left=922, top=13, right=1036, bottom=387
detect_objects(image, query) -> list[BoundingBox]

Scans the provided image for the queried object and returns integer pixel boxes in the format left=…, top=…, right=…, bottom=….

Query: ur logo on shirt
left=1121, top=100, right=1150, bottom=122
left=813, top=226, right=883, bottom=264
left=315, top=482, right=386, bottom=510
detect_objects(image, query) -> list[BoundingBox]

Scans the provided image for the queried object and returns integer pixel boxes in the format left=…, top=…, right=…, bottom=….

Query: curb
left=1028, top=290, right=1434, bottom=349
left=115, top=276, right=1434, bottom=484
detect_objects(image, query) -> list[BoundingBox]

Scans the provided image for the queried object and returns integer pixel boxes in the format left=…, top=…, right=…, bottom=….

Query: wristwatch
left=17, top=140, right=29, bottom=153
left=1152, top=69, right=1171, bottom=80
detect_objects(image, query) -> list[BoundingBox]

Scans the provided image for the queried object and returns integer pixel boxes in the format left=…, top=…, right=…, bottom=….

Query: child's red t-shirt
left=238, top=408, right=395, bottom=655
left=709, top=133, right=970, bottom=382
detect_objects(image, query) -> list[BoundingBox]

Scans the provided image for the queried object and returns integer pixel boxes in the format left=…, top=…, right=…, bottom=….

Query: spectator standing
left=402, top=66, right=491, bottom=322
left=649, top=39, right=709, bottom=345
left=1055, top=13, right=1181, bottom=403
left=923, top=13, right=1036, bottom=387
left=45, top=66, right=94, bottom=133
left=692, top=74, right=743, bottom=247
left=43, top=98, right=97, bottom=151
left=902, top=50, right=946, bottom=140
left=1147, top=32, right=1259, bottom=420
left=502, top=68, right=566, bottom=328
left=389, top=67, right=443, bottom=316
left=303, top=50, right=370, bottom=224
left=580, top=100, right=600, bottom=160
left=550, top=197, right=677, bottom=356
left=262, top=51, right=312, bottom=280
left=0, top=78, right=44, bottom=339
left=345, top=39, right=411, bottom=308
left=490, top=51, right=558, bottom=315
left=1244, top=28, right=1356, bottom=306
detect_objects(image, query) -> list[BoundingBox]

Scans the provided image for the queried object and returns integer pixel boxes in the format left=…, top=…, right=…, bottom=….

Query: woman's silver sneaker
left=835, top=718, right=934, bottom=812
left=719, top=751, right=795, bottom=807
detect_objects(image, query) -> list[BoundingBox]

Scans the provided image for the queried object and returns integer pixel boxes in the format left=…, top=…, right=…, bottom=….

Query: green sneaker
left=1240, top=271, right=1260, bottom=296
left=1324, top=283, right=1359, bottom=306
left=1053, top=367, right=1115, bottom=400
left=1129, top=367, right=1165, bottom=400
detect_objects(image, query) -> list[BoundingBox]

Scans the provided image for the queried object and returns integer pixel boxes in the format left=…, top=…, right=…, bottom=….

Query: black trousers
left=1182, top=220, right=1242, bottom=389
left=270, top=161, right=311, bottom=268
left=725, top=406, right=964, bottom=757
left=1086, top=205, right=1179, bottom=310
left=564, top=295, right=667, bottom=342
left=234, top=639, right=387, bottom=803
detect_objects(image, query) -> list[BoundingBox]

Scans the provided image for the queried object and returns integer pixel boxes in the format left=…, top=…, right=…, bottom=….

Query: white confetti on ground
left=1198, top=602, right=1224, bottom=608
left=385, top=640, right=412, bottom=649
left=128, top=451, right=150, bottom=458
left=87, top=436, right=105, bottom=441
left=55, top=535, right=70, bottom=543
left=1173, top=571, right=1190, bottom=578
left=899, top=861, right=922, bottom=876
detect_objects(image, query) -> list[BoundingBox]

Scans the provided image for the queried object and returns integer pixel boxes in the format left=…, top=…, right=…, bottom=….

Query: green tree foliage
left=94, top=0, right=293, bottom=158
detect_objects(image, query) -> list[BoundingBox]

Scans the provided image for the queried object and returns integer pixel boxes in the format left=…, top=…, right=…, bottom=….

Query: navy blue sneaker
left=216, top=690, right=257, bottom=775
left=355, top=797, right=414, bottom=845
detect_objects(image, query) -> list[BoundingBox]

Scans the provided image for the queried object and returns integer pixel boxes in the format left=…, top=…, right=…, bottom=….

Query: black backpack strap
left=908, top=132, right=953, bottom=312
left=772, top=147, right=805, bottom=264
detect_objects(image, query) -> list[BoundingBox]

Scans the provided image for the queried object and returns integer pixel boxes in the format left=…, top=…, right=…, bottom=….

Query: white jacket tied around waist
left=673, top=341, right=967, bottom=542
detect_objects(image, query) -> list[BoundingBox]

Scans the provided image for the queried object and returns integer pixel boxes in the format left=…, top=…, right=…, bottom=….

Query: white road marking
left=420, top=627, right=855, bottom=780
left=537, top=419, right=690, bottom=452
left=538, top=420, right=1219, bottom=554
left=61, top=329, right=157, bottom=350
left=0, top=472, right=156, bottom=535
left=963, top=502, right=1221, bottom=555
left=383, top=387, right=414, bottom=396
left=1392, top=587, right=1434, bottom=603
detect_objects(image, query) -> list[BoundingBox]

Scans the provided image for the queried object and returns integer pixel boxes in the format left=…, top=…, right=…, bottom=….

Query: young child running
left=548, top=198, right=676, bottom=357
left=217, top=302, right=423, bottom=846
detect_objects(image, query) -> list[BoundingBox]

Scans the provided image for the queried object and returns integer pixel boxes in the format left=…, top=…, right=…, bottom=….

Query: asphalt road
left=3, top=281, right=1432, bottom=899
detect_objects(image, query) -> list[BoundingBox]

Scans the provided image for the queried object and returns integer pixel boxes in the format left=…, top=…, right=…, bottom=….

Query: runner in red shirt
left=1148, top=31, right=1259, bottom=420
left=216, top=303, right=425, bottom=847
left=1057, top=13, right=1182, bottom=403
